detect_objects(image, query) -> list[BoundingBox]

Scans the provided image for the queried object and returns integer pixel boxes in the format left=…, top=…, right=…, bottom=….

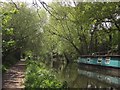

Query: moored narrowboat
left=78, top=55, right=120, bottom=68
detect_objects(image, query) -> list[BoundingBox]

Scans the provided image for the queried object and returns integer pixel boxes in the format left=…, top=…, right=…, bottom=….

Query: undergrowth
left=24, top=60, right=67, bottom=89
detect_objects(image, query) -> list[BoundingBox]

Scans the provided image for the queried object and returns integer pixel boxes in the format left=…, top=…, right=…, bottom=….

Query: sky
left=1, top=0, right=120, bottom=3
left=1, top=0, right=77, bottom=7
left=1, top=0, right=53, bottom=8
left=1, top=0, right=53, bottom=3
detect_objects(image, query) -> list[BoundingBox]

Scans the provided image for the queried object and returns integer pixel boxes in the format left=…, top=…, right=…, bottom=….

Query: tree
left=1, top=2, right=46, bottom=65
left=39, top=1, right=120, bottom=63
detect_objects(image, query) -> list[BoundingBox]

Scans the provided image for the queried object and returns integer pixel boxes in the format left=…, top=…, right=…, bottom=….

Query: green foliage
left=41, top=2, right=120, bottom=58
left=1, top=2, right=46, bottom=69
left=1, top=65, right=7, bottom=73
left=1, top=1, right=120, bottom=74
left=25, top=60, right=65, bottom=88
left=1, top=3, right=16, bottom=52
left=1, top=3, right=42, bottom=75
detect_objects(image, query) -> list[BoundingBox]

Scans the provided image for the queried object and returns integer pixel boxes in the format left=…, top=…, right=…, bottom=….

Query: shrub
left=24, top=60, right=65, bottom=88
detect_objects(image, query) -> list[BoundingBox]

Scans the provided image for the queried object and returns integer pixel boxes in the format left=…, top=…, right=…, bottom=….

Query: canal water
left=50, top=61, right=120, bottom=89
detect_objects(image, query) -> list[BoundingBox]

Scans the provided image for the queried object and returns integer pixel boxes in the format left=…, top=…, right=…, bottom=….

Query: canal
left=49, top=61, right=120, bottom=89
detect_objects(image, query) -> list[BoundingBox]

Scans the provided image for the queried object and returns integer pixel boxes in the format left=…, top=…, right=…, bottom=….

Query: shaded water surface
left=50, top=61, right=120, bottom=88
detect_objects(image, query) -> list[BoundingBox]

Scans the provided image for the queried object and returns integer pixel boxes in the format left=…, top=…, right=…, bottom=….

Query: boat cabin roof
left=80, top=55, right=120, bottom=58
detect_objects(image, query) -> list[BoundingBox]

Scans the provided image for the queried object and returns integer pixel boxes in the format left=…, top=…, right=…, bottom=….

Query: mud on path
left=2, top=60, right=26, bottom=89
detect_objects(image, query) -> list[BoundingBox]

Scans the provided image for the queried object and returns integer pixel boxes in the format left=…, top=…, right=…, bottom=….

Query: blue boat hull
left=78, top=57, right=120, bottom=68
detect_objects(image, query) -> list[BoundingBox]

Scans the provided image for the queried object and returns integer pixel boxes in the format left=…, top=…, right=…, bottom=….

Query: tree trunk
left=94, top=33, right=98, bottom=53
left=89, top=33, right=94, bottom=54
left=63, top=52, right=70, bottom=64
left=118, top=32, right=120, bottom=54
left=70, top=41, right=81, bottom=55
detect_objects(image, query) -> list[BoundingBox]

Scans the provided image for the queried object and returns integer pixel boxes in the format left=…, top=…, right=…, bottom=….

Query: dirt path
left=2, top=60, right=26, bottom=89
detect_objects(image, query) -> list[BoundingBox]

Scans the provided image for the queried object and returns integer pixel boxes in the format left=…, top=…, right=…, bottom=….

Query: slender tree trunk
left=94, top=33, right=98, bottom=53
left=89, top=33, right=94, bottom=54
left=109, top=34, right=112, bottom=51
left=70, top=41, right=81, bottom=55
left=63, top=52, right=70, bottom=65
left=118, top=32, right=120, bottom=54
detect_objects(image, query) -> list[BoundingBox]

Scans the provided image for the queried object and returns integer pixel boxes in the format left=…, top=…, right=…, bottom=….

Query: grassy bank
left=24, top=60, right=67, bottom=89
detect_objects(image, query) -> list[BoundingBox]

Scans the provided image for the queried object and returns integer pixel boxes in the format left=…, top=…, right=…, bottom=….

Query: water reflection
left=78, top=69, right=120, bottom=86
left=50, top=61, right=120, bottom=88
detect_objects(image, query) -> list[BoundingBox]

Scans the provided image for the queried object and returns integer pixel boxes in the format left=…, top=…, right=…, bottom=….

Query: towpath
left=2, top=60, right=26, bottom=89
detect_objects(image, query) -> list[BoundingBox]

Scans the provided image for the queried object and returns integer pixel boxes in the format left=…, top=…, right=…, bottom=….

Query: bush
left=24, top=60, right=65, bottom=88
left=2, top=65, right=7, bottom=73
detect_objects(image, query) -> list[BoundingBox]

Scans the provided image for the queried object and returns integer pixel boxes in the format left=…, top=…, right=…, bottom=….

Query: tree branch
left=11, top=0, right=19, bottom=10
